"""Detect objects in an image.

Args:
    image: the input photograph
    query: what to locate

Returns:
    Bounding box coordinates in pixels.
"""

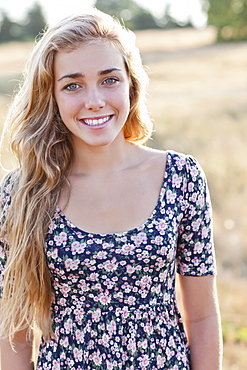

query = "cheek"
[56,96,78,120]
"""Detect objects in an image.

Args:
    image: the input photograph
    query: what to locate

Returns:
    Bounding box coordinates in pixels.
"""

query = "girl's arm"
[0,327,34,370]
[179,275,223,370]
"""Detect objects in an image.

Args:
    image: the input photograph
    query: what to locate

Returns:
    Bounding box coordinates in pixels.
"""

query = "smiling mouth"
[81,115,113,126]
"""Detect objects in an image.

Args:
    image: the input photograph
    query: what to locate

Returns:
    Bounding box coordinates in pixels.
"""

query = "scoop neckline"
[56,151,172,238]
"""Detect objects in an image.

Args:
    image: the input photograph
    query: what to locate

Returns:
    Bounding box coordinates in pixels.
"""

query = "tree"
[0,11,22,42]
[94,0,159,30]
[21,2,46,40]
[208,0,247,41]
[0,3,46,43]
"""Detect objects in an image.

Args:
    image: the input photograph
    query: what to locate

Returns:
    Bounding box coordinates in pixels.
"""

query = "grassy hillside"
[0,27,247,368]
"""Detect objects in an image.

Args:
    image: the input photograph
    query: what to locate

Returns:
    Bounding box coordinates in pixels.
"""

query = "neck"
[69,137,137,176]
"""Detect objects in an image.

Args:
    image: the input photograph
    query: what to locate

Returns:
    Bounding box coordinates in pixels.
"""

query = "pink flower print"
[71,241,85,254]
[166,347,175,361]
[157,220,167,231]
[89,272,99,281]
[199,264,207,275]
[192,218,202,232]
[96,251,107,259]
[104,260,118,272]
[158,246,167,255]
[0,245,6,259]
[60,336,69,347]
[188,181,194,192]
[75,329,84,343]
[52,360,60,370]
[194,242,203,254]
[64,258,80,271]
[74,308,84,322]
[122,306,129,319]
[61,284,71,296]
[197,194,205,207]
[58,298,66,306]
[107,320,116,335]
[166,190,176,204]
[153,236,163,245]
[157,355,166,368]
[176,157,186,170]
[92,352,102,366]
[140,275,151,286]
[102,333,110,347]
[54,232,67,246]
[190,193,197,203]
[141,339,148,349]
[64,318,73,334]
[179,264,190,274]
[140,354,150,367]
[191,166,199,178]
[126,264,135,274]
[143,323,153,335]
[115,291,123,300]
[127,338,136,354]
[202,226,209,238]
[73,348,83,362]
[167,248,175,261]
[168,335,175,347]
[127,296,136,305]
[206,255,213,265]
[99,292,111,305]
[106,361,114,370]
[131,232,147,245]
[121,244,135,255]
[172,174,182,188]
[51,248,58,259]
[92,308,101,322]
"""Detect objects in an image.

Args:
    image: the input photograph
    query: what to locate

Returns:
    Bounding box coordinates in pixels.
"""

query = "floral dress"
[0,151,216,370]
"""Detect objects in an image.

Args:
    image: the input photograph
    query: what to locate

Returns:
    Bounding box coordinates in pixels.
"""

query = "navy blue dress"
[0,151,216,370]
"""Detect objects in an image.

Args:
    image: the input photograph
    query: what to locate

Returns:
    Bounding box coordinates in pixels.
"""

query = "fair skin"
[0,40,222,369]
[179,275,223,369]
[0,326,34,370]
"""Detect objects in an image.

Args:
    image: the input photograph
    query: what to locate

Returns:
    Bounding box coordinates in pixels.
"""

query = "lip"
[79,115,113,129]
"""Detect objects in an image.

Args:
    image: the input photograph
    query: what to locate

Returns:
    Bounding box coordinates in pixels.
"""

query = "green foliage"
[94,0,159,30]
[21,3,46,41]
[0,2,46,43]
[208,0,247,41]
[222,321,247,344]
[236,327,247,344]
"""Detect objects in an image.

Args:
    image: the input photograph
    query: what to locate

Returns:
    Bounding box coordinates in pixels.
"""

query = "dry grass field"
[0,27,247,368]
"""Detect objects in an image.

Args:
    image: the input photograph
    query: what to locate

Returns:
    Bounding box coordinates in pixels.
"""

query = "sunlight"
[1,0,207,28]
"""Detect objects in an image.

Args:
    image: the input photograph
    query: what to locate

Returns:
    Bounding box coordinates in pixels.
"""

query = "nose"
[84,87,105,111]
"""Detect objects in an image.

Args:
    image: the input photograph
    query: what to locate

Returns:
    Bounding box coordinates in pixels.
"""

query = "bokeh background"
[0,1,247,368]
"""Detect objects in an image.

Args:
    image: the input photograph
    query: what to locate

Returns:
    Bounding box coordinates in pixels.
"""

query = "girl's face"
[54,41,130,150]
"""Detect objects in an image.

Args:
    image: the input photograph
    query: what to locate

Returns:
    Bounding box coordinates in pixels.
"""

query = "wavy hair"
[0,9,153,343]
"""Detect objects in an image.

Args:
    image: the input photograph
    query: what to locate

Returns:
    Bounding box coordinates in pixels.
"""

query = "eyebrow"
[57,68,122,82]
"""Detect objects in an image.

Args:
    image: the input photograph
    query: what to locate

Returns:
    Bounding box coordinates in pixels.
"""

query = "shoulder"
[137,146,167,165]
[140,147,205,177]
[166,150,206,180]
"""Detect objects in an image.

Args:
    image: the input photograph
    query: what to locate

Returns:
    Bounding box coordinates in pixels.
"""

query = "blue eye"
[64,83,80,91]
[103,77,118,85]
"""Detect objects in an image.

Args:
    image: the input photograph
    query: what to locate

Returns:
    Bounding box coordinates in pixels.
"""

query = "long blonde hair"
[0,9,153,343]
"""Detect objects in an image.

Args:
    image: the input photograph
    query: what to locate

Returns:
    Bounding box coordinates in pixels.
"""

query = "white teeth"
[84,116,110,126]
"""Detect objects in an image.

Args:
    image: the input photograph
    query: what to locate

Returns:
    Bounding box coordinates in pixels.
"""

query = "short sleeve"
[0,174,13,298]
[176,155,216,276]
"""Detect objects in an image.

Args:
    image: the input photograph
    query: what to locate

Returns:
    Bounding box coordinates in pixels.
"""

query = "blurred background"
[0,1,247,368]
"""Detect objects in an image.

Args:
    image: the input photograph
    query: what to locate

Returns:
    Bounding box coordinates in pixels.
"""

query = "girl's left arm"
[179,274,223,370]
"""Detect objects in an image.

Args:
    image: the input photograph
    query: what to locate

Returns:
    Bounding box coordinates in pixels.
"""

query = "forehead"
[54,41,127,76]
